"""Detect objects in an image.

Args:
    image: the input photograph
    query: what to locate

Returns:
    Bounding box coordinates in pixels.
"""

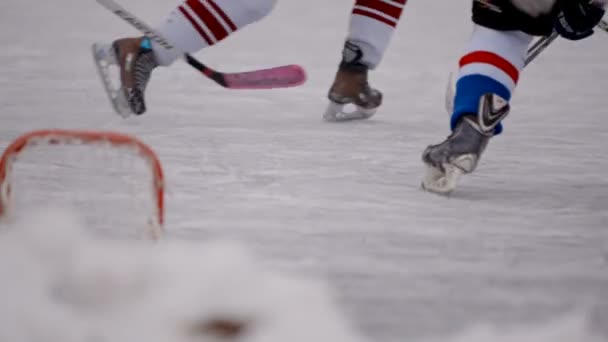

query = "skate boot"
[323,41,382,122]
[421,93,510,195]
[92,36,158,117]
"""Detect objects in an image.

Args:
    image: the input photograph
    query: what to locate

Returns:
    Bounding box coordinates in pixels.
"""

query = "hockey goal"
[0,129,164,239]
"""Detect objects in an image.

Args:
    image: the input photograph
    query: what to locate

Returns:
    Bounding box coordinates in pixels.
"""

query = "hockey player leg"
[423,0,607,194]
[94,0,277,116]
[324,0,406,122]
[422,23,531,194]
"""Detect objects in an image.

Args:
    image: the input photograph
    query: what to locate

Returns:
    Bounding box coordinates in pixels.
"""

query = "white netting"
[0,131,163,239]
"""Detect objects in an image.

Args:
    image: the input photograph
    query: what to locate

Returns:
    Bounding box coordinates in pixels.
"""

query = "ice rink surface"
[1,0,608,340]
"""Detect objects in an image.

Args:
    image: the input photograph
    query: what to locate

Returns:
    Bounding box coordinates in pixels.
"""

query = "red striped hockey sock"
[347,0,407,68]
[151,0,276,65]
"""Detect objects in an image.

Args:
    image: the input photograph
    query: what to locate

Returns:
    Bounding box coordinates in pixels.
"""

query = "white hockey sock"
[151,0,276,66]
[457,25,532,99]
[347,0,407,69]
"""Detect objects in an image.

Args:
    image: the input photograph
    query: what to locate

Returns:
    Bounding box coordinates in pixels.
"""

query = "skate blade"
[92,42,133,118]
[323,101,377,122]
[421,163,464,196]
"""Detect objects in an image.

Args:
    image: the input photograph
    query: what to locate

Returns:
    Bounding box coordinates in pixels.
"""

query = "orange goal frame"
[0,129,165,237]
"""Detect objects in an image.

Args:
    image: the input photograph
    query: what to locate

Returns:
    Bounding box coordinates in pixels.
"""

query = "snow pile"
[0,207,366,342]
[435,314,604,342]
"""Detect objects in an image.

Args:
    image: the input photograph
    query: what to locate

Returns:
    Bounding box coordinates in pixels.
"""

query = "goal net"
[0,129,164,239]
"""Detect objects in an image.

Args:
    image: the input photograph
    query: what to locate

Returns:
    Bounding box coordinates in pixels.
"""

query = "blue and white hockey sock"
[452,25,533,134]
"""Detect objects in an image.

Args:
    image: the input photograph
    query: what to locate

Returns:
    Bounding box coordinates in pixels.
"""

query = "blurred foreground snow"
[0,207,603,342]
[0,207,366,342]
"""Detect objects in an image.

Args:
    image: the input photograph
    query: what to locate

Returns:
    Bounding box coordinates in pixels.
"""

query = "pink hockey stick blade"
[223,65,307,89]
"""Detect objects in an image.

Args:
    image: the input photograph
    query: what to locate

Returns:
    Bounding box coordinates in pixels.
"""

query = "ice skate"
[92,36,158,117]
[324,41,382,122]
[421,93,510,195]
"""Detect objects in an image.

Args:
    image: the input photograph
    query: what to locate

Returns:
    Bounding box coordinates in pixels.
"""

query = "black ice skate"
[92,37,158,117]
[324,41,382,122]
[421,93,510,195]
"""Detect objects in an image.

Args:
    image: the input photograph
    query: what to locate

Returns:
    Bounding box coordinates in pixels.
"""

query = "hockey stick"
[519,17,608,66]
[445,32,558,113]
[525,31,559,66]
[96,0,306,90]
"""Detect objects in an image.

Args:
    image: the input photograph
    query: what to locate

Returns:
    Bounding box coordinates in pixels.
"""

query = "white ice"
[0,0,607,341]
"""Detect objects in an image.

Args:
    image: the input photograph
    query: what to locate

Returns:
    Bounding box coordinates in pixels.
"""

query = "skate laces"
[121,37,158,114]
[133,37,157,93]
